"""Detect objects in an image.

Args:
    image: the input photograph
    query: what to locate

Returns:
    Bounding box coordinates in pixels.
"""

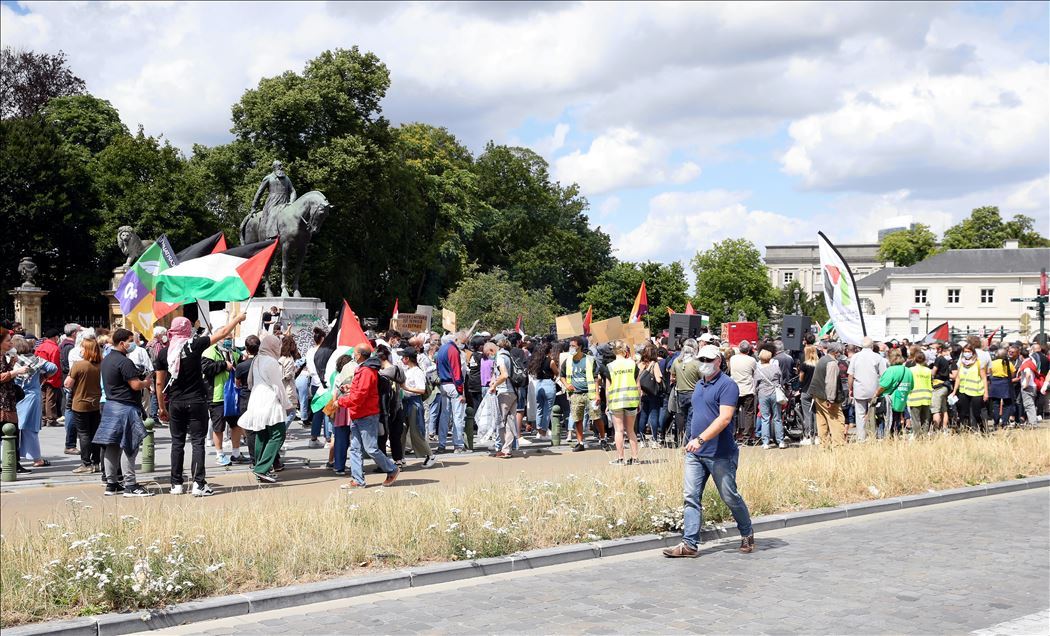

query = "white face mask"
[697,362,716,377]
[569,347,579,356]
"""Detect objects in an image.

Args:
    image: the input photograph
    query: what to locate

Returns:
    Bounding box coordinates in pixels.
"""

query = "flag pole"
[197,300,214,335]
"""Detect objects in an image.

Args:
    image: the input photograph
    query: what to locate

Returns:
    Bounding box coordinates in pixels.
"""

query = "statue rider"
[249,160,297,240]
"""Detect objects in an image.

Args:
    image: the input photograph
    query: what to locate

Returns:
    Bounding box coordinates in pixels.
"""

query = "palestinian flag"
[817,232,866,345]
[153,232,230,320]
[155,239,278,305]
[114,235,179,336]
[922,322,949,344]
[629,281,648,323]
[311,301,371,412]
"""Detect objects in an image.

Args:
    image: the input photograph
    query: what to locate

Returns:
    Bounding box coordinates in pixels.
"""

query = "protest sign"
[556,312,585,339]
[441,308,457,332]
[589,316,623,344]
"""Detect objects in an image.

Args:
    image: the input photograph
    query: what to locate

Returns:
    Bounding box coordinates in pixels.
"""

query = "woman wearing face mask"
[951,343,988,433]
[606,340,641,465]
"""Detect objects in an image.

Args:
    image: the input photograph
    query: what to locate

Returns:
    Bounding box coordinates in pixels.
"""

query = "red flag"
[987,326,1001,347]
[922,322,949,344]
[392,298,399,322]
[685,301,696,315]
[666,307,675,316]
[583,305,593,335]
[629,282,648,323]
[515,315,524,337]
[337,300,371,350]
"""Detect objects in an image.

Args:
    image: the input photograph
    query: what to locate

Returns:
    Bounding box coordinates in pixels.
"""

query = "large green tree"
[472,143,614,309]
[941,206,1050,249]
[1,47,86,119]
[777,279,829,326]
[690,238,777,329]
[877,223,938,267]
[442,267,560,335]
[0,116,103,316]
[42,94,127,156]
[579,261,688,332]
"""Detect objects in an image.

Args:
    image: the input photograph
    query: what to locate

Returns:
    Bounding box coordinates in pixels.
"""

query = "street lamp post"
[925,301,931,332]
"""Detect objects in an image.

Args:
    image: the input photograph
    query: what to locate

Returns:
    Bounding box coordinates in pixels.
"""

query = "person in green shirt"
[874,348,913,438]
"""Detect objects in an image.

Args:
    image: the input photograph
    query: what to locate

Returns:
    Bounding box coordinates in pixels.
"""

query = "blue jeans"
[148,392,159,420]
[682,453,753,549]
[63,388,77,449]
[534,379,556,433]
[427,393,442,436]
[638,394,663,440]
[333,425,351,472]
[758,393,783,444]
[438,383,466,449]
[349,414,397,483]
[296,374,312,421]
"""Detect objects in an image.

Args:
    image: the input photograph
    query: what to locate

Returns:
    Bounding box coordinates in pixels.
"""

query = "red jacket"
[34,338,62,388]
[339,358,381,421]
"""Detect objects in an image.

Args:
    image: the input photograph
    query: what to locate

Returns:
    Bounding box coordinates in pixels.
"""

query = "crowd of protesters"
[2,312,1047,498]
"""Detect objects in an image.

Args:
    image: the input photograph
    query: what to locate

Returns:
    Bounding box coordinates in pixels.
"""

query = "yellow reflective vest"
[958,361,985,397]
[607,357,640,410]
[562,354,598,401]
[907,364,933,407]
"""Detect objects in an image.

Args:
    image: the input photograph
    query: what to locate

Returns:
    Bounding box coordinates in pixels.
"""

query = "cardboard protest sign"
[589,316,623,344]
[395,313,429,334]
[555,312,585,339]
[415,305,435,331]
[624,321,650,347]
[441,308,457,332]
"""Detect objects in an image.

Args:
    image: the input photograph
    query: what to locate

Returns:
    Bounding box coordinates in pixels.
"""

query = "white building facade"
[765,242,885,296]
[856,243,1048,341]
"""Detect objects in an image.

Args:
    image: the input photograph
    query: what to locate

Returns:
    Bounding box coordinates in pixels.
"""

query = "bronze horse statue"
[239,191,331,297]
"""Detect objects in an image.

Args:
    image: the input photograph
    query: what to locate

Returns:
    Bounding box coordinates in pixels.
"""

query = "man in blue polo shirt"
[664,343,754,557]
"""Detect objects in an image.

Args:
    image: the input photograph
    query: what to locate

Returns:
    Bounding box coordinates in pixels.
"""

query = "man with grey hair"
[847,336,886,442]
[808,340,847,446]
[729,340,758,443]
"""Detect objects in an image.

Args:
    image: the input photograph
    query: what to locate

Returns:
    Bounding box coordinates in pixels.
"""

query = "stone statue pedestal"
[102,266,182,333]
[226,296,329,347]
[9,286,48,338]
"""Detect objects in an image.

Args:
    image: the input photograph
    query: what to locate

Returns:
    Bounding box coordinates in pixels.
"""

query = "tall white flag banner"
[817,231,867,345]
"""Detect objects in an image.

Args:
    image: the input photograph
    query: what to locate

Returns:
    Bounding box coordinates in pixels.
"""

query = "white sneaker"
[517,437,532,446]
[799,438,812,446]
[778,441,788,449]
[814,437,822,445]
[170,484,184,495]
[191,483,215,497]
[308,439,323,449]
[421,456,437,468]
[761,442,770,449]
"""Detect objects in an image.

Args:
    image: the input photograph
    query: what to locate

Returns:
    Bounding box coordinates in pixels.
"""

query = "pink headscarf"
[165,317,194,383]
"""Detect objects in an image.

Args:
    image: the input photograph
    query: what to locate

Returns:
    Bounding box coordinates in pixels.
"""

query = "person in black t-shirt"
[930,341,955,432]
[155,313,246,497]
[94,329,152,497]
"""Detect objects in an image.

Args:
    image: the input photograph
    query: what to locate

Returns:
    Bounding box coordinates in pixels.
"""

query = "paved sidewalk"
[159,489,1050,635]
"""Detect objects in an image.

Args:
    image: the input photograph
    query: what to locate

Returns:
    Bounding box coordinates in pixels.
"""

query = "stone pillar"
[9,286,48,337]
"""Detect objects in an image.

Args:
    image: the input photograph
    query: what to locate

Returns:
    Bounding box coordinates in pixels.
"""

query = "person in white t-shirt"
[304,327,325,448]
[400,347,436,468]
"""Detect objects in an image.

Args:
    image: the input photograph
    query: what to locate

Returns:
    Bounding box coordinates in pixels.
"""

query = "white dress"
[238,356,290,432]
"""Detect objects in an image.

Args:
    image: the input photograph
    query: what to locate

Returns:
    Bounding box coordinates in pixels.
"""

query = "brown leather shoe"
[662,542,699,558]
[382,467,400,486]
[739,534,755,553]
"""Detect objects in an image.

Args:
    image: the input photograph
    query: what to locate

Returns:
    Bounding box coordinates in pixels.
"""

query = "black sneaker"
[600,438,611,452]
[255,472,277,484]
[573,443,585,452]
[230,455,252,465]
[104,483,121,496]
[123,484,153,498]
[626,458,637,466]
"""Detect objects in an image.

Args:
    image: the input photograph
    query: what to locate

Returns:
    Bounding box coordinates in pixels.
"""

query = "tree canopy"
[579,261,688,332]
[691,238,777,329]
[441,268,560,335]
[941,207,1050,250]
[1,47,85,119]
[877,223,938,267]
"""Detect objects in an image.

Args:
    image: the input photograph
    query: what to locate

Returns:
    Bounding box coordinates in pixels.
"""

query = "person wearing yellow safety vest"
[605,340,641,465]
[987,348,1015,430]
[905,346,933,437]
[951,342,988,433]
[559,337,610,452]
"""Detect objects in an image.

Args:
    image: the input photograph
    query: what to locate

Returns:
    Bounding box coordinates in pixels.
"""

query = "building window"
[947,289,960,304]
[783,271,794,284]
[914,289,927,304]
[980,288,995,304]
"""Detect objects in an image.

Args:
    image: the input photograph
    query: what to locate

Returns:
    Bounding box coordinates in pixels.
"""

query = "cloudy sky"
[3,1,1047,265]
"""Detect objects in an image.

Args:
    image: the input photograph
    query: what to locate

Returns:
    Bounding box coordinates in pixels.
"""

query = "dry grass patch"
[2,429,1048,626]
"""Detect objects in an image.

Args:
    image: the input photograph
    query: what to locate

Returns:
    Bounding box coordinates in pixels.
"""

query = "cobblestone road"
[160,489,1049,635]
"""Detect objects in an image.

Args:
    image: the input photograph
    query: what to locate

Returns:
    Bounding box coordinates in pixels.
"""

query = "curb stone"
[6,476,1048,636]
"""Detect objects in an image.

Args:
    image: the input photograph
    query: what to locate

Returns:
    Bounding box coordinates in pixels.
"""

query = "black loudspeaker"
[669,314,704,348]
[783,315,812,352]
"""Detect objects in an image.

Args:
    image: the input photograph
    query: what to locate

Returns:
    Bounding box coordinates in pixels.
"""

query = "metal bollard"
[551,405,561,447]
[465,406,475,451]
[1,422,16,482]
[141,418,155,473]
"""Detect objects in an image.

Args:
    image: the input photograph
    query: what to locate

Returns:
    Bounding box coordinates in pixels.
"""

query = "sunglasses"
[698,357,717,363]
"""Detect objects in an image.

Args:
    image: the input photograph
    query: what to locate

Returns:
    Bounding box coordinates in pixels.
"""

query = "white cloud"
[612,190,809,264]
[596,196,621,219]
[554,127,701,195]
[781,66,1049,197]
[531,122,570,156]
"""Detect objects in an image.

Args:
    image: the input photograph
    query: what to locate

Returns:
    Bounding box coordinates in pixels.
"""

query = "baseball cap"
[698,344,720,359]
[491,334,509,345]
[699,333,714,342]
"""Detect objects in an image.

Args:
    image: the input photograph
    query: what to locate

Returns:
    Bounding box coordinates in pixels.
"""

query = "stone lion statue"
[117,226,153,267]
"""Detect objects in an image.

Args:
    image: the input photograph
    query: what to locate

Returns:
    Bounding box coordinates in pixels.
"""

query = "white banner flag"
[817,231,867,345]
